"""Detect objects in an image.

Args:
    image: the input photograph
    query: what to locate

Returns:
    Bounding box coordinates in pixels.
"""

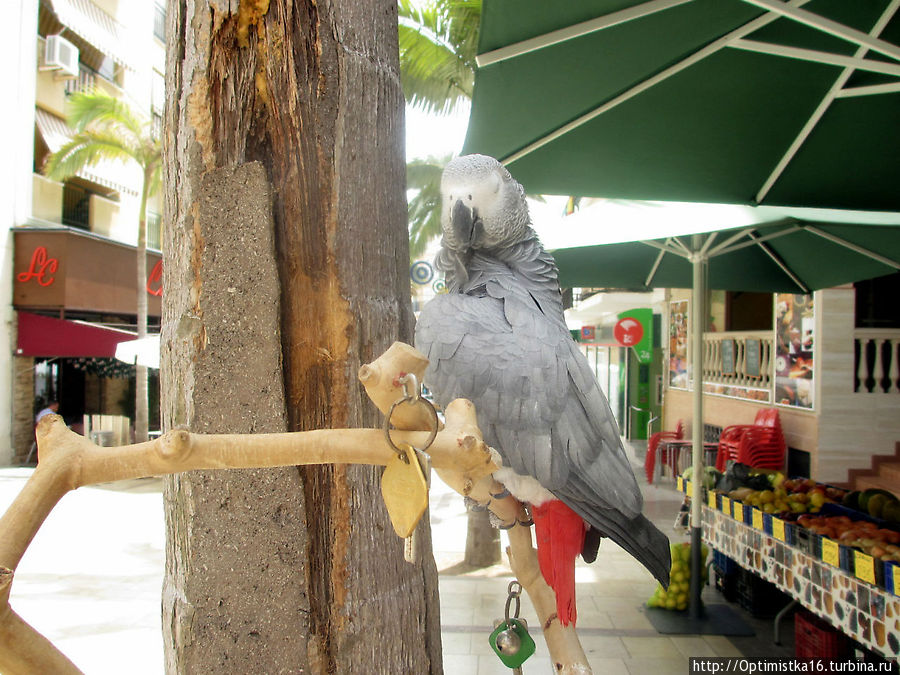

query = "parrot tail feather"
[531,500,586,626]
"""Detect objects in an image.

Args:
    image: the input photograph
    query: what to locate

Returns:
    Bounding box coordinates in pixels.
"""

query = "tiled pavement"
[0,439,793,673]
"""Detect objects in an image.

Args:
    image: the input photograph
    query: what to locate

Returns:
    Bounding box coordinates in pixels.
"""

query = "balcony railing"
[153,4,166,42]
[854,329,900,394]
[702,331,773,390]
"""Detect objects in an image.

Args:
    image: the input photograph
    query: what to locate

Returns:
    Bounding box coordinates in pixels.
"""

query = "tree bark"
[464,509,501,568]
[163,1,440,673]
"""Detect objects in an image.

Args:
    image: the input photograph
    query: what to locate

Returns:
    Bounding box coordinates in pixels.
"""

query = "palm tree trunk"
[134,169,150,443]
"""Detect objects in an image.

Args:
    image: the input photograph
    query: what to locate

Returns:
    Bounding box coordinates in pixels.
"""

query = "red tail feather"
[530,500,586,626]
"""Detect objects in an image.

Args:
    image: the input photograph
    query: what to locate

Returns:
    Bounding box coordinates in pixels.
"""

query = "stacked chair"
[644,419,684,484]
[715,408,786,471]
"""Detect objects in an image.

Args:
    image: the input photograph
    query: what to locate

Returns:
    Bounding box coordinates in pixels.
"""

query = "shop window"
[855,271,900,329]
[724,291,774,332]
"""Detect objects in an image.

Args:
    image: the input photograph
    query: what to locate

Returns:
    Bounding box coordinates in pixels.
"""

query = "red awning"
[16,312,136,358]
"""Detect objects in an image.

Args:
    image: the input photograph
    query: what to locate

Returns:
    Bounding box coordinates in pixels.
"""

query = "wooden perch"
[0,342,591,674]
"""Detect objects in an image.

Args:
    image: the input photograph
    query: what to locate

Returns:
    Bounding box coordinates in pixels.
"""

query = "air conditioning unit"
[44,35,79,79]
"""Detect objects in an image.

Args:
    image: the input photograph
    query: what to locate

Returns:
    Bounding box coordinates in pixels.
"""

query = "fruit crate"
[712,550,739,602]
[736,568,792,619]
[794,611,852,659]
[795,526,821,558]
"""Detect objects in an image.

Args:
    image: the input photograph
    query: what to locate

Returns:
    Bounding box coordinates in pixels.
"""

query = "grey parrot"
[414,154,670,625]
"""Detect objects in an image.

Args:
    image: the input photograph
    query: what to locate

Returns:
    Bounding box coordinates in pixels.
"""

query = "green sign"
[617,308,653,364]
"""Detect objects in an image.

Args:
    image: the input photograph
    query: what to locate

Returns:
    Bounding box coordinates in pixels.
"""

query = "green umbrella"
[552,210,900,293]
[463,0,900,211]
[462,0,900,625]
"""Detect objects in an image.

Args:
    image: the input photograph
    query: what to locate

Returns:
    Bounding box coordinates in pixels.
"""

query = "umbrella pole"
[689,246,706,619]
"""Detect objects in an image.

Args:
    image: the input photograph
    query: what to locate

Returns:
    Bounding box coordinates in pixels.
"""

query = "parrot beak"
[451,199,480,246]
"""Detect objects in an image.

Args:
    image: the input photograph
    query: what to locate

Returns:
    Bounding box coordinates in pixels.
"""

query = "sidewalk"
[0,440,789,673]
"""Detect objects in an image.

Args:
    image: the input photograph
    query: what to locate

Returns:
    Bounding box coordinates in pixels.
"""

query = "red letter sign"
[17,246,58,286]
[146,259,163,297]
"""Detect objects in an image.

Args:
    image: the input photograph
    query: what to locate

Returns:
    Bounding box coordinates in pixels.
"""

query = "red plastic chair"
[715,408,785,471]
[644,419,684,483]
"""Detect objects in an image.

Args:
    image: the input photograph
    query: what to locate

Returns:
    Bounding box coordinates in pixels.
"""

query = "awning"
[45,0,137,71]
[35,108,139,196]
[16,311,136,358]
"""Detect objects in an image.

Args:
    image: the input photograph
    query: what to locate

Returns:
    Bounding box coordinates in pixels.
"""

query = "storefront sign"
[16,246,58,287]
[669,300,688,388]
[614,317,643,347]
[774,293,814,408]
[13,229,162,318]
[146,260,163,297]
[580,325,596,341]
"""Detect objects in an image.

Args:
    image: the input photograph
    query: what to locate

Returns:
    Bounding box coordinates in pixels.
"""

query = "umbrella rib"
[730,39,900,77]
[755,0,900,204]
[836,82,900,98]
[706,227,758,258]
[475,0,692,68]
[740,0,900,63]
[501,0,814,168]
[805,226,900,270]
[640,238,690,258]
[748,232,810,294]
[645,248,667,287]
[713,222,804,256]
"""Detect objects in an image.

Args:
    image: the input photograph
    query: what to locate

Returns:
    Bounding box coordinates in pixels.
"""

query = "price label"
[686,480,693,498]
[752,508,764,530]
[708,491,717,509]
[772,518,786,542]
[821,538,839,567]
[855,551,876,585]
[721,496,731,515]
[732,501,742,521]
[677,477,684,493]
[893,565,900,596]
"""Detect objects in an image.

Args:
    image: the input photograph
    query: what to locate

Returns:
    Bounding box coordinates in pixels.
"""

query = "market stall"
[677,477,900,659]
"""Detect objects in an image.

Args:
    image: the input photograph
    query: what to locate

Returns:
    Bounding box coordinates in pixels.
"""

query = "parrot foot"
[489,510,516,530]
[490,487,511,499]
[464,496,488,512]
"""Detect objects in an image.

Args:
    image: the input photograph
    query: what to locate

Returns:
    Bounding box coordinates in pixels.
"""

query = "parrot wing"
[415,289,642,520]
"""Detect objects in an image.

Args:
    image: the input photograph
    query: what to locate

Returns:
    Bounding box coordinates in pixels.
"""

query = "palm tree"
[398,0,480,116]
[407,155,449,259]
[43,91,162,444]
[400,0,481,256]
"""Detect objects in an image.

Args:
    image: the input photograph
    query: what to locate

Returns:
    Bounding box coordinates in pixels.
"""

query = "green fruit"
[860,489,896,513]
[882,500,900,524]
[842,491,860,509]
[868,493,891,519]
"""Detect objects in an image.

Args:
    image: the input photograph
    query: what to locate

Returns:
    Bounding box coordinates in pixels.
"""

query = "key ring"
[382,373,439,462]
[504,581,522,627]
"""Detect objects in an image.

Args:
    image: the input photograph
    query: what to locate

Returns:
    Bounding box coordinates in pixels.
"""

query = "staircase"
[849,442,900,494]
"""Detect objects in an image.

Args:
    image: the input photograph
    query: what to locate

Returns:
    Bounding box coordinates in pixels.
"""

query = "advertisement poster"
[669,300,688,388]
[774,294,814,408]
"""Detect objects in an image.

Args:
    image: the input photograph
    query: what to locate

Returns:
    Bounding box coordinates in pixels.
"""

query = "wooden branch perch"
[0,342,591,674]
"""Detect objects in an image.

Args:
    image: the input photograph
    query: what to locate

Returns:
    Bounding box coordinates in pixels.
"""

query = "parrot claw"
[489,510,516,529]
[464,496,488,512]
[490,487,511,499]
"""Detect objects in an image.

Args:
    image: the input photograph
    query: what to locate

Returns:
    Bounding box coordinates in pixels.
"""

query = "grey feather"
[415,154,670,587]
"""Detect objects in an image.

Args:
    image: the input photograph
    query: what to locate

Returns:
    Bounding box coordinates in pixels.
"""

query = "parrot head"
[440,154,531,253]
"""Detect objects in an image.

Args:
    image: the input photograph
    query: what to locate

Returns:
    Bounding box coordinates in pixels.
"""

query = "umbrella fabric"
[115,335,160,369]
[552,217,900,293]
[463,0,900,211]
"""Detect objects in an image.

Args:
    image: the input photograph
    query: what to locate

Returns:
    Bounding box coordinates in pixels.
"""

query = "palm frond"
[407,155,450,258]
[66,91,147,150]
[43,132,137,182]
[398,0,479,115]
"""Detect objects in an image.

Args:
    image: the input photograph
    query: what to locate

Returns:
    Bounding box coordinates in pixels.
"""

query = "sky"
[404,103,570,241]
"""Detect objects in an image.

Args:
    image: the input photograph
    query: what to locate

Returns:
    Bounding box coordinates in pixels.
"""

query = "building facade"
[2,0,166,463]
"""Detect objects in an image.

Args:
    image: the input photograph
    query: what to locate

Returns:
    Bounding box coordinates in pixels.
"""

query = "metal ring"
[504,581,522,623]
[382,393,439,461]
